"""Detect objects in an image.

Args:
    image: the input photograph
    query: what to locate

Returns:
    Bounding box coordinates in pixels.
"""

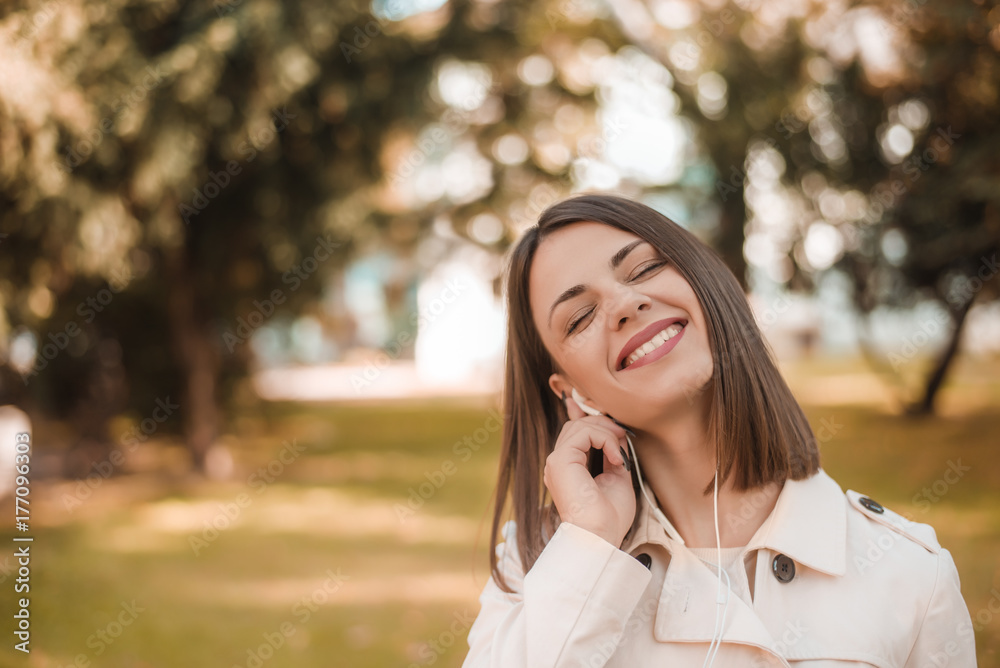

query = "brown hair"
[489,193,820,592]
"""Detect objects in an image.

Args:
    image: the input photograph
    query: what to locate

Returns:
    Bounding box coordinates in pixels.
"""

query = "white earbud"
[571,387,604,416]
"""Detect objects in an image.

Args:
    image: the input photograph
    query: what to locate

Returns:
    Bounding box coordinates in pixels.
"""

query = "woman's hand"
[542,396,637,548]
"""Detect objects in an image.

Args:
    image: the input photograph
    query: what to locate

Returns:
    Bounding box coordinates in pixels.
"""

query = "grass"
[1,354,998,667]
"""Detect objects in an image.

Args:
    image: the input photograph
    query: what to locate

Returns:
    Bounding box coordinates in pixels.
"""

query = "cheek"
[684,331,715,387]
[564,321,609,361]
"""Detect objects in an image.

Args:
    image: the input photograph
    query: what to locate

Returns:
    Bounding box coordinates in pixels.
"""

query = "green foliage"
[0,0,628,458]
[2,0,998,457]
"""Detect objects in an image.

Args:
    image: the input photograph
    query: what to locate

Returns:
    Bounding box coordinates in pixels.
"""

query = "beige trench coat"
[463,469,977,667]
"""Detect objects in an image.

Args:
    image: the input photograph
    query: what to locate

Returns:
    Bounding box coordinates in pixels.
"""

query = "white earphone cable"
[624,426,730,666]
[624,431,685,546]
[701,469,731,668]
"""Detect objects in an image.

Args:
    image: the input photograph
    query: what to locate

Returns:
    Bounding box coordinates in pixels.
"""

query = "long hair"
[490,193,820,592]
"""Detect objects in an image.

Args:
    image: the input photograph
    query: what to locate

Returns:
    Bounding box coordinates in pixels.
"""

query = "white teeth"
[623,323,684,368]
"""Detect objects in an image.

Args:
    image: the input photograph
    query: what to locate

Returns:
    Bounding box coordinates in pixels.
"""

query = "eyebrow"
[547,240,646,328]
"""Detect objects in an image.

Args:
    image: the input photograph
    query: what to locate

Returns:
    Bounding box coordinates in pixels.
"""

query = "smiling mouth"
[620,322,686,370]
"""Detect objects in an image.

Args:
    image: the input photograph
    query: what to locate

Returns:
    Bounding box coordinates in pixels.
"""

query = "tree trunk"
[907,295,976,416]
[717,193,749,292]
[164,246,219,471]
[852,308,908,415]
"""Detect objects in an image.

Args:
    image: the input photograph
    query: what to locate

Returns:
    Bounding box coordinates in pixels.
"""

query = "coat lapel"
[653,546,786,656]
[618,469,848,664]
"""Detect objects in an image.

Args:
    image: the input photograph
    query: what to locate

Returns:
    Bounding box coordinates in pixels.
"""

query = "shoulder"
[843,490,975,657]
[838,487,971,637]
[844,489,942,554]
[841,487,950,594]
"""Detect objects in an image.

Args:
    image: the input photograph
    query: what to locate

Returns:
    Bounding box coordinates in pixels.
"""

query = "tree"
[1,0,440,467]
[0,0,635,469]
[606,0,1000,414]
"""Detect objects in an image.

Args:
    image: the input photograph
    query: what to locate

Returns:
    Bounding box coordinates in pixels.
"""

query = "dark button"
[859,496,884,514]
[635,553,652,570]
[772,554,795,583]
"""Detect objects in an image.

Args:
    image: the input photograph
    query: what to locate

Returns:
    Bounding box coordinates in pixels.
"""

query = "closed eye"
[567,307,594,334]
[630,260,666,281]
[567,261,666,334]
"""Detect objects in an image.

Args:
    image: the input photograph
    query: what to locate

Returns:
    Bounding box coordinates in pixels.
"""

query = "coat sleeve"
[903,547,977,667]
[463,519,653,668]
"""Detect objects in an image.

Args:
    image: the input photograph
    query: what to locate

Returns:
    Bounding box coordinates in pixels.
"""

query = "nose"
[608,283,651,330]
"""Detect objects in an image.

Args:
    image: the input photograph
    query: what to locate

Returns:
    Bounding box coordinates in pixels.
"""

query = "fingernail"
[609,416,633,433]
[611,417,637,440]
[619,446,632,472]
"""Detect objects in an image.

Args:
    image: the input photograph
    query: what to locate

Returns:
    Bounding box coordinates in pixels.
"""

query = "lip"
[616,317,688,371]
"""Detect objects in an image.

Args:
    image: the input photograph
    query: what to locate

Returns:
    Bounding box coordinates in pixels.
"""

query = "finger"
[555,426,627,468]
[603,436,629,471]
[558,418,625,450]
[562,391,587,420]
[592,415,627,438]
[558,392,627,438]
[569,415,626,442]
[596,454,634,488]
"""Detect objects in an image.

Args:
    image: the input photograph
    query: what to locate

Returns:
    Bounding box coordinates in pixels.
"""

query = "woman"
[463,194,976,667]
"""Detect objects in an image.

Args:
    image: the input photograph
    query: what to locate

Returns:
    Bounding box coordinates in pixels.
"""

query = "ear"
[548,373,571,402]
[549,374,602,414]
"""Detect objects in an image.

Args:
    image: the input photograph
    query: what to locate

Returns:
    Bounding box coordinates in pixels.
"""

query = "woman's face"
[528,221,715,427]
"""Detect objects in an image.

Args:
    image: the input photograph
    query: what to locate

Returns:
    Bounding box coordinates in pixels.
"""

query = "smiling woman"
[462,194,976,667]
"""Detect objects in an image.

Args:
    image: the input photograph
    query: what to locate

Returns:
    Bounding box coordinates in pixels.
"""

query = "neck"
[630,396,780,548]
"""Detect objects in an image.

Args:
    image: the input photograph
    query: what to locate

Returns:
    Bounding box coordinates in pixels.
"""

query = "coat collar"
[621,468,847,577]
